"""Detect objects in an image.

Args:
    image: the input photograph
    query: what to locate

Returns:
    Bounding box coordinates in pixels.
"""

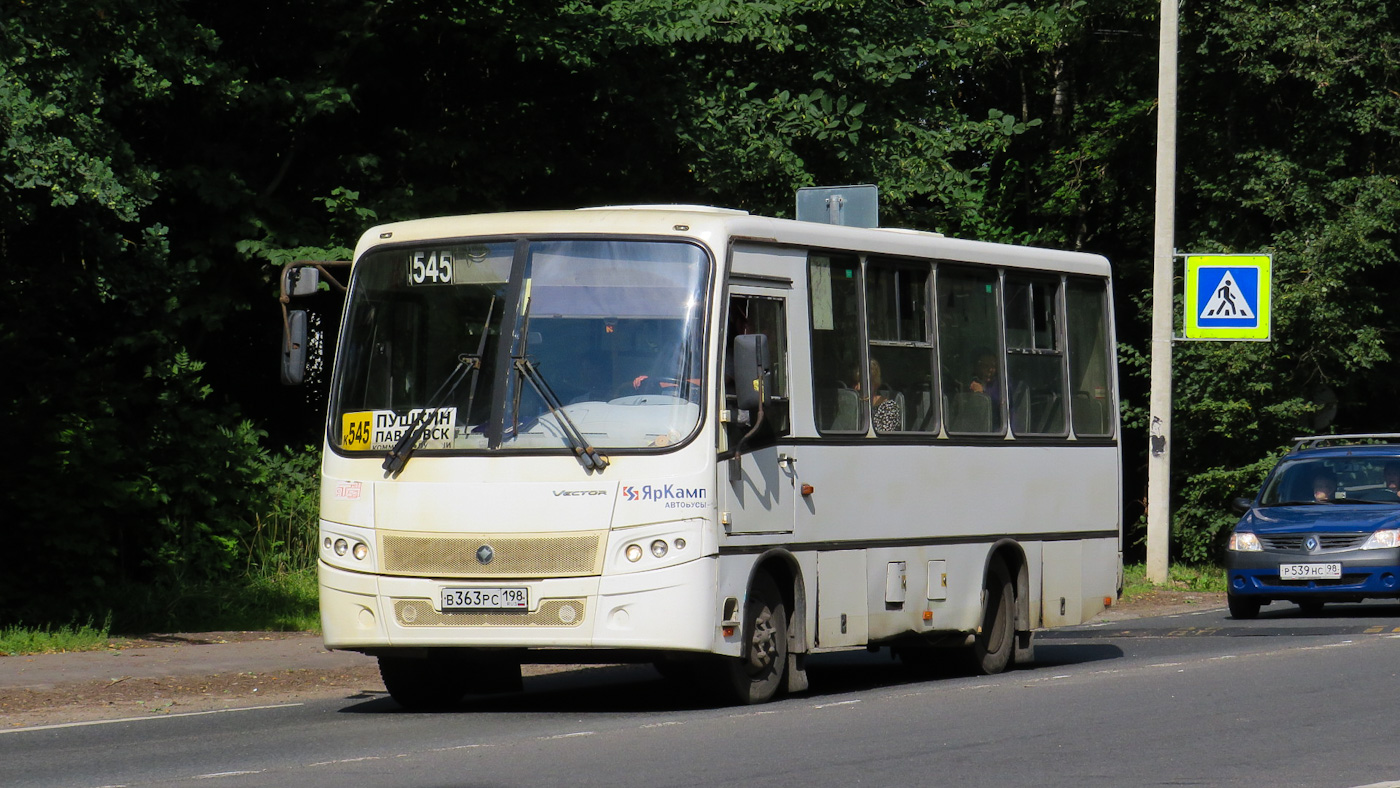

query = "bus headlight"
[320,522,378,574]
[608,520,704,574]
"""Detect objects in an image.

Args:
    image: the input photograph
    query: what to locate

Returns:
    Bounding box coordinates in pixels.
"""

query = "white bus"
[297,205,1122,708]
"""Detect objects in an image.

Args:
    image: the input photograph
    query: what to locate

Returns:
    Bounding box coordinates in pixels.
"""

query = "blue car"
[1226,434,1400,619]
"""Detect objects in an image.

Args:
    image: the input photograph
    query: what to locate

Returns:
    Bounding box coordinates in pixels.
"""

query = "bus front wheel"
[723,573,787,704]
[379,655,469,711]
[968,559,1015,675]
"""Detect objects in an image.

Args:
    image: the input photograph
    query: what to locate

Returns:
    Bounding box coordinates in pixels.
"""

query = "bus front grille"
[393,598,587,628]
[378,531,605,578]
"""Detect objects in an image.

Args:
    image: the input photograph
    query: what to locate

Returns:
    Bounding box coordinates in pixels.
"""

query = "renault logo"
[1304,536,1319,552]
[476,545,495,565]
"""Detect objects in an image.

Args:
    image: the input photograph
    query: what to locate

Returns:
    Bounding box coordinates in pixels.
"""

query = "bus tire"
[723,572,787,704]
[379,655,469,711]
[969,559,1015,675]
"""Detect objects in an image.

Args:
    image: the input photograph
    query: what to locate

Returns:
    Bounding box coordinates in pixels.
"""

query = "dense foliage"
[3,0,1398,626]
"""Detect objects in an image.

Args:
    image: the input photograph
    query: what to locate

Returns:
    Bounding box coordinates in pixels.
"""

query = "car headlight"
[1362,529,1400,550]
[1229,532,1262,552]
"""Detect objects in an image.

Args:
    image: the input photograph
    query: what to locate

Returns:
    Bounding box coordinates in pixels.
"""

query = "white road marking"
[0,703,303,735]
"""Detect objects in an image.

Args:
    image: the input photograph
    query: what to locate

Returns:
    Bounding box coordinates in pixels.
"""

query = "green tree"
[0,1,272,624]
[1162,0,1400,558]
[6,0,1400,627]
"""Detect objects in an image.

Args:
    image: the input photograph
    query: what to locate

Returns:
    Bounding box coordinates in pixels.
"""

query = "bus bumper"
[319,556,719,655]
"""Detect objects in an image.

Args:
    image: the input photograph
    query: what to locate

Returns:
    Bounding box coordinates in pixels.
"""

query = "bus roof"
[354,206,1112,277]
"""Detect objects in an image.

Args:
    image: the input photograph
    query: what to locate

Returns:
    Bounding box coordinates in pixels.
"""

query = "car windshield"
[330,238,709,455]
[1258,456,1400,505]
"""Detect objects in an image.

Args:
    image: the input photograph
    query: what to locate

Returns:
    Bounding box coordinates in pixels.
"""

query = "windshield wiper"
[1334,498,1397,505]
[382,353,480,476]
[514,357,609,473]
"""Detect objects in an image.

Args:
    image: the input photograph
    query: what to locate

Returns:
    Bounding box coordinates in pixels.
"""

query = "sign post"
[1146,0,1179,585]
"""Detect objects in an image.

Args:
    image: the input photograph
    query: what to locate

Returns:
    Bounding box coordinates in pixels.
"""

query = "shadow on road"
[336,643,1127,717]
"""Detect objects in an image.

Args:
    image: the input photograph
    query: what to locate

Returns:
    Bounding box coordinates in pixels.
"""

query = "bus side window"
[1004,275,1067,436]
[866,259,935,434]
[937,266,1004,435]
[1066,278,1113,437]
[810,254,864,433]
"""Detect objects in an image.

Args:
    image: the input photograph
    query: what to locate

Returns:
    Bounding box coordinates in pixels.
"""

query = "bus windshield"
[330,238,710,455]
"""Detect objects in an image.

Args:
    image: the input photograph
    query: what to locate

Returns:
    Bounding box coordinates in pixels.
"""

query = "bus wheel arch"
[726,551,808,702]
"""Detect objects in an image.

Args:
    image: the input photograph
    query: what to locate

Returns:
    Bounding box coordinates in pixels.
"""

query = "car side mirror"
[1230,496,1254,515]
[281,309,308,385]
[733,334,771,413]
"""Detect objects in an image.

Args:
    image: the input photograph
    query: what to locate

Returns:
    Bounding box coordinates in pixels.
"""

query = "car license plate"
[1279,563,1342,580]
[440,587,528,611]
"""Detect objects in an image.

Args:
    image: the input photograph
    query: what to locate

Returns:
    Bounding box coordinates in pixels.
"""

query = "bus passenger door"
[721,290,795,535]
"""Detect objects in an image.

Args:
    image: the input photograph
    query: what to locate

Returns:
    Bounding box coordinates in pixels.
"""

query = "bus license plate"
[1280,563,1341,580]
[440,587,528,611]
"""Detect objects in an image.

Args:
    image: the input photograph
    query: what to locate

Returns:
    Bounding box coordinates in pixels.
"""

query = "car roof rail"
[1290,433,1400,451]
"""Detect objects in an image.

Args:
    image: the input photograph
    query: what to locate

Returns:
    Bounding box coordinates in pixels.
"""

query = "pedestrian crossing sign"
[1183,254,1272,340]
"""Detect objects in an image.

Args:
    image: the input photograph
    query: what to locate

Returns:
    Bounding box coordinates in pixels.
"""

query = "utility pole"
[1147,0,1178,584]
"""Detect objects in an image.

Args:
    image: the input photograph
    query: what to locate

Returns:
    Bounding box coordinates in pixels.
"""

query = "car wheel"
[1227,594,1261,620]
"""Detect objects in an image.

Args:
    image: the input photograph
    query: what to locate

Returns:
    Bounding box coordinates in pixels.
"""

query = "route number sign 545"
[408,251,454,285]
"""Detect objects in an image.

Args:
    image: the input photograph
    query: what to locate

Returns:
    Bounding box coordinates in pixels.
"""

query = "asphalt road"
[7,600,1400,788]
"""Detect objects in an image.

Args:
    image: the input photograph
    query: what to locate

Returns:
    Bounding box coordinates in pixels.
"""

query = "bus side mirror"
[283,265,320,296]
[281,309,308,385]
[733,334,771,413]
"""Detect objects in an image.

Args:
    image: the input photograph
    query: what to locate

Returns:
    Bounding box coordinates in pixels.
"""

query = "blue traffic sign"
[1183,255,1272,340]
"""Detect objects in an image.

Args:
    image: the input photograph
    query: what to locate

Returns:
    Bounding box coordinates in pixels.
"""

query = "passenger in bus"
[1312,468,1338,502]
[968,353,1001,405]
[854,359,902,432]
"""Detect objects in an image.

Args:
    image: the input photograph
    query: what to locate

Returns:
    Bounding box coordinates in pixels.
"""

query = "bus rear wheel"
[968,559,1015,675]
[723,573,787,704]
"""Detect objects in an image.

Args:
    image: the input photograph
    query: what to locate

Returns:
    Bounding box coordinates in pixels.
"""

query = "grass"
[1122,562,1227,598]
[1,447,324,656]
[146,568,322,633]
[0,571,321,656]
[0,617,114,657]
